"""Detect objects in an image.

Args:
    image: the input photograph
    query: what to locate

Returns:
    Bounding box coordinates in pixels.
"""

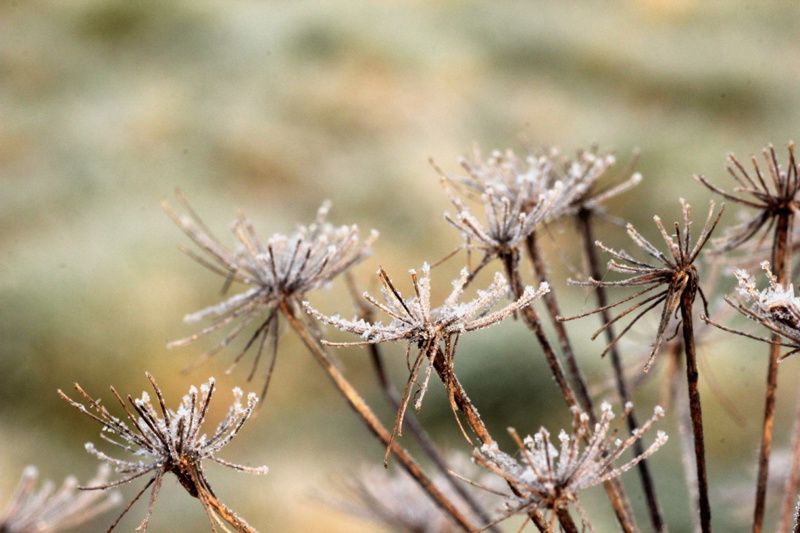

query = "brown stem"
[500,249,578,410]
[279,300,479,532]
[368,344,500,532]
[576,211,666,532]
[780,401,800,533]
[681,288,711,532]
[556,505,579,533]
[526,232,594,413]
[500,248,638,533]
[755,210,793,533]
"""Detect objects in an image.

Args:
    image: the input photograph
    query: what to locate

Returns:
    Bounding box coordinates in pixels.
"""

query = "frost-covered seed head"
[58,373,267,532]
[0,466,120,533]
[471,404,667,528]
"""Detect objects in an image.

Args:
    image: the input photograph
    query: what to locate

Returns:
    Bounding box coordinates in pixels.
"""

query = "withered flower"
[707,261,800,358]
[0,466,120,533]
[58,373,268,532]
[470,403,667,531]
[329,455,495,533]
[560,199,723,372]
[164,192,378,396]
[303,263,547,453]
[695,143,799,252]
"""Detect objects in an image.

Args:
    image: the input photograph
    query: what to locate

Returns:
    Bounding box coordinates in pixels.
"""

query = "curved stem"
[280,301,479,532]
[755,211,793,533]
[576,211,666,532]
[681,289,711,532]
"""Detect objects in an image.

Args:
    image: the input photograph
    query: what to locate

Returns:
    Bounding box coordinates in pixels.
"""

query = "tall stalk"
[279,301,478,532]
[680,286,712,532]
[780,402,800,533]
[575,211,666,531]
[367,343,500,532]
[754,211,793,533]
[500,248,639,533]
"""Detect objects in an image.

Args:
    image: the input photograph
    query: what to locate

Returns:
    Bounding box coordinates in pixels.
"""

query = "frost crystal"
[729,262,800,357]
[58,373,267,532]
[304,263,547,451]
[472,403,667,529]
[0,466,120,533]
[561,199,723,372]
[439,146,638,264]
[164,193,378,395]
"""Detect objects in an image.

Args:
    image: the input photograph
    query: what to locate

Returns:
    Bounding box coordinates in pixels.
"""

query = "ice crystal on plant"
[164,192,378,396]
[471,403,667,530]
[58,373,267,532]
[715,262,800,359]
[560,199,723,372]
[0,466,120,533]
[304,263,547,454]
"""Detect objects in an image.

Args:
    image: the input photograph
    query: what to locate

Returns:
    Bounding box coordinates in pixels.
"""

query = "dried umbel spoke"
[328,456,496,533]
[304,263,547,455]
[58,373,268,533]
[164,192,378,396]
[0,466,120,533]
[470,403,667,531]
[708,262,800,357]
[560,199,723,372]
[548,147,642,220]
[695,143,799,253]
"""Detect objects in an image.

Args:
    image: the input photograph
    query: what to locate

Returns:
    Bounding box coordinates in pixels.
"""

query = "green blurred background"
[1,1,799,531]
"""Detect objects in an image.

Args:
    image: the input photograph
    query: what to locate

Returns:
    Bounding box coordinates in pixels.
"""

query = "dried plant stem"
[368,344,501,532]
[666,342,702,533]
[525,233,594,412]
[755,211,794,533]
[279,301,479,532]
[680,289,711,532]
[556,507,579,533]
[500,249,578,409]
[780,401,800,533]
[500,249,638,533]
[576,211,666,532]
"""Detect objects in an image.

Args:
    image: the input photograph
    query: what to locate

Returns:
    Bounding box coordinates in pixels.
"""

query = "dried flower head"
[304,263,547,452]
[560,199,723,372]
[164,192,378,396]
[471,402,667,530]
[328,456,495,533]
[545,146,642,219]
[58,373,268,532]
[707,261,800,359]
[0,466,120,533]
[695,143,799,252]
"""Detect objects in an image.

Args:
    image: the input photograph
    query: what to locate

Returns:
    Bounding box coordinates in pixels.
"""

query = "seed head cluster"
[472,403,667,529]
[561,199,723,371]
[164,193,377,395]
[0,466,120,533]
[58,373,267,532]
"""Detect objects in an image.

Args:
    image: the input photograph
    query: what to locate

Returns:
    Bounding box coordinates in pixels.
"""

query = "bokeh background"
[2,1,799,531]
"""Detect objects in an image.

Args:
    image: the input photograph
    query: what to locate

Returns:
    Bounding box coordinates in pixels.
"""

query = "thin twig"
[576,210,666,532]
[754,210,793,533]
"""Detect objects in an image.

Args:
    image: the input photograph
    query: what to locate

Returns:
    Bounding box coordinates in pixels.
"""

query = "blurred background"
[1,1,799,531]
